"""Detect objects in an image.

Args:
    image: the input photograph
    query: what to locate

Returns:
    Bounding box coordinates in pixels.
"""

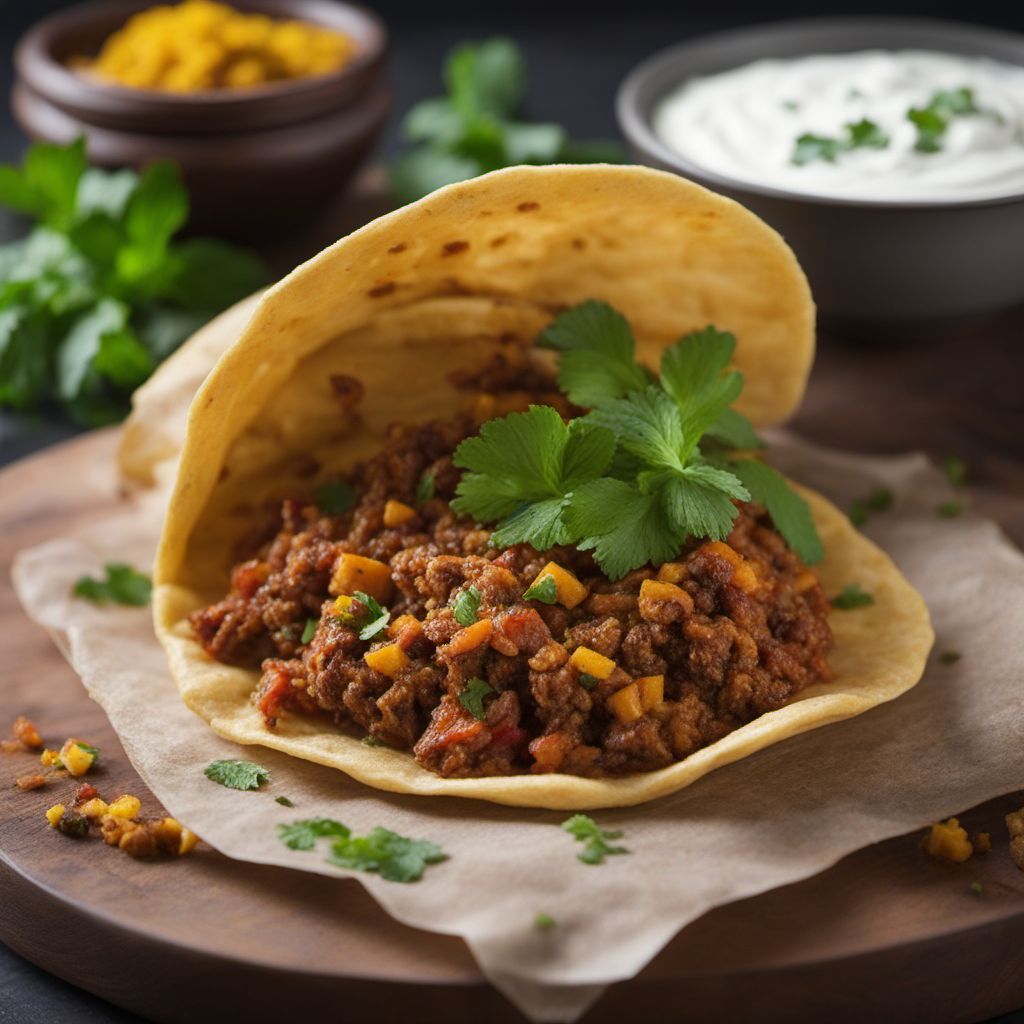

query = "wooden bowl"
[12,0,391,242]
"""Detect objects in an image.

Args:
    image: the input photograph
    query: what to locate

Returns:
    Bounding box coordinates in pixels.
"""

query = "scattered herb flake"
[578,672,599,691]
[314,479,356,516]
[275,796,295,807]
[327,826,447,882]
[846,118,890,150]
[908,87,983,154]
[72,563,151,606]
[535,912,556,930]
[300,617,318,644]
[353,591,390,641]
[459,677,494,720]
[204,758,270,791]
[781,99,800,111]
[849,501,869,527]
[561,814,628,865]
[792,133,843,166]
[415,470,436,505]
[278,817,351,851]
[451,585,481,627]
[362,735,383,747]
[936,500,962,519]
[943,455,968,488]
[866,487,894,511]
[939,650,962,666]
[970,880,984,895]
[830,584,875,610]
[523,574,558,604]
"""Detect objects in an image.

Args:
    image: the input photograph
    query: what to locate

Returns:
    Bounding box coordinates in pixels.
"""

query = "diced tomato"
[74,783,100,803]
[490,724,527,750]
[529,731,573,773]
[495,608,549,655]
[231,559,270,600]
[257,665,294,728]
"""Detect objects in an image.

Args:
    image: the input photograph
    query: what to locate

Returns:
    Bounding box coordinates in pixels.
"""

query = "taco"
[153,164,932,810]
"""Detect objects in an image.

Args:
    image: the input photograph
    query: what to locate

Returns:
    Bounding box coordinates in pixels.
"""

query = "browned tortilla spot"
[442,240,470,257]
[368,282,397,298]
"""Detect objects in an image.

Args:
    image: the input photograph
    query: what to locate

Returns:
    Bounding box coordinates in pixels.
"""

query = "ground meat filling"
[191,417,834,779]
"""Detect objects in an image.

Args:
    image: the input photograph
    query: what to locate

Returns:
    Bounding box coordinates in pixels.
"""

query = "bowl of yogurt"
[617,17,1024,330]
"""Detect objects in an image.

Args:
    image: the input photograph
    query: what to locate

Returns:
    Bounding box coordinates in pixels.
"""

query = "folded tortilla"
[152,164,933,809]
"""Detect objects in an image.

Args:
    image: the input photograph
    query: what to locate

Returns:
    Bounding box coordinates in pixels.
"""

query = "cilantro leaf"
[706,407,762,450]
[72,562,152,606]
[662,464,748,542]
[561,814,628,865]
[459,677,494,720]
[589,388,686,471]
[792,133,843,165]
[490,496,570,550]
[314,479,356,516]
[327,827,447,883]
[731,459,824,565]
[830,584,874,610]
[204,759,270,791]
[535,912,556,930]
[354,591,390,641]
[846,118,890,150]
[275,796,295,807]
[278,817,350,851]
[522,574,557,604]
[578,672,599,690]
[415,471,436,505]
[300,618,318,644]
[538,300,652,407]
[451,585,481,626]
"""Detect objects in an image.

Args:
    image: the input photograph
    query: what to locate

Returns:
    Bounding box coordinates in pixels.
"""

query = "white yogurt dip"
[652,50,1024,202]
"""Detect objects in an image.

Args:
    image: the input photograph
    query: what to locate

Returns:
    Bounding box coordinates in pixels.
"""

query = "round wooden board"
[2,430,1024,1024]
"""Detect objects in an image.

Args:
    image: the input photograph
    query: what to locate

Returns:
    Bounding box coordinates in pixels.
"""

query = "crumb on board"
[1008,808,1024,873]
[971,832,992,855]
[924,818,974,863]
[15,774,47,791]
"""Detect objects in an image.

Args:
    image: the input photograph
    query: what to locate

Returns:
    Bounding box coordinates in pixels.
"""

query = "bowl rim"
[616,14,1024,211]
[15,0,388,110]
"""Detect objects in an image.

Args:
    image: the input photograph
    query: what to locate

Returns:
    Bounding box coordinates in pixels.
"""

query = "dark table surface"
[2,3,1024,1021]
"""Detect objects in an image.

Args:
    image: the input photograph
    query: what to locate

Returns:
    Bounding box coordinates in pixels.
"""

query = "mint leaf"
[451,585,481,626]
[204,759,270,791]
[92,329,152,389]
[168,238,266,312]
[561,814,628,865]
[446,37,524,119]
[72,562,152,606]
[459,677,494,720]
[391,148,483,205]
[522,574,557,604]
[23,138,87,229]
[278,817,350,850]
[314,479,356,516]
[830,584,874,610]
[327,826,447,883]
[56,298,127,400]
[124,160,188,252]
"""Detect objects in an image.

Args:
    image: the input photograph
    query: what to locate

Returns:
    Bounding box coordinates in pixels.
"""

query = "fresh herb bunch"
[450,301,823,579]
[391,38,626,204]
[0,139,267,424]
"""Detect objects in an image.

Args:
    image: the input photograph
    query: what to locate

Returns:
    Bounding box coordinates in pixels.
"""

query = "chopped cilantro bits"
[849,487,894,528]
[939,650,962,666]
[830,584,875,610]
[459,677,494,720]
[451,585,481,626]
[792,133,843,166]
[204,758,270,791]
[275,796,295,807]
[523,574,558,604]
[278,817,350,851]
[535,912,556,930]
[943,455,968,488]
[578,672,599,691]
[314,479,356,516]
[415,470,436,505]
[327,826,447,883]
[361,735,383,747]
[936,501,962,519]
[970,880,985,896]
[792,119,890,166]
[72,563,151,606]
[561,814,628,865]
[300,617,318,644]
[353,591,390,640]
[909,87,983,153]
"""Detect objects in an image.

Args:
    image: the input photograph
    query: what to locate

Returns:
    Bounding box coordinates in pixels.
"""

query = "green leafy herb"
[535,912,556,930]
[845,118,890,150]
[830,584,875,610]
[278,817,351,851]
[327,826,447,883]
[275,796,295,807]
[578,672,599,691]
[362,735,384,747]
[792,119,890,166]
[939,650,962,666]
[353,591,390,641]
[943,455,968,488]
[522,574,558,604]
[72,562,152,606]
[970,880,984,896]
[936,500,962,519]
[204,759,270,791]
[849,501,869,528]
[0,140,265,423]
[314,479,356,516]
[561,814,628,865]
[391,39,625,203]
[451,585,481,626]
[908,87,983,153]
[415,470,436,505]
[300,618,318,644]
[849,486,894,527]
[782,100,800,111]
[459,677,494,720]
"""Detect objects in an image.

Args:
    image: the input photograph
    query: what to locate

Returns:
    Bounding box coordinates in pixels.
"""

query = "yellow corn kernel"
[442,618,493,656]
[569,646,616,680]
[703,540,742,567]
[329,554,392,602]
[46,803,66,827]
[387,613,422,639]
[58,739,95,777]
[179,827,200,855]
[638,578,695,620]
[364,643,410,679]
[636,675,664,711]
[531,562,588,609]
[383,499,416,528]
[107,795,142,820]
[333,594,356,619]
[924,818,974,863]
[656,562,687,584]
[608,683,643,724]
[40,749,59,767]
[79,798,109,820]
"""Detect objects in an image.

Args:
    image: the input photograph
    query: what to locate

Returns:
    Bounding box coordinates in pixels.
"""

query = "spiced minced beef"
[192,381,834,780]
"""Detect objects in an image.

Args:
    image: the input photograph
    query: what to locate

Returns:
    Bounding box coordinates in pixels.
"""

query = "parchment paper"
[11,432,1024,1023]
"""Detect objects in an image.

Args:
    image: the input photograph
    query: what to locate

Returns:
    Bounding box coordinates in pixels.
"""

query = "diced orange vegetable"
[569,646,616,680]
[46,803,65,827]
[442,618,493,657]
[387,613,422,639]
[12,716,43,749]
[364,643,410,678]
[731,562,759,593]
[79,798,109,819]
[107,795,142,820]
[329,553,392,602]
[656,562,687,584]
[795,570,819,594]
[703,540,742,567]
[638,579,694,621]
[924,818,974,863]
[471,393,496,424]
[58,739,95,777]
[383,499,416,528]
[608,683,643,724]
[636,675,664,711]
[531,562,588,609]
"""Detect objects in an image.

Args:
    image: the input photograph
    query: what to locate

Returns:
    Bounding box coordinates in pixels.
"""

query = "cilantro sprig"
[72,562,152,606]
[452,301,822,577]
[204,758,270,791]
[561,814,628,865]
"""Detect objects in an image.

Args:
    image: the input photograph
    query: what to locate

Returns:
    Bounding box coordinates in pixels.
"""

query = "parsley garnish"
[939,650,962,666]
[314,479,356,516]
[327,826,448,883]
[204,759,270,791]
[459,677,494,720]
[353,591,390,641]
[522,574,557,604]
[830,584,875,610]
[451,585,481,626]
[792,119,889,166]
[279,817,351,850]
[936,501,962,519]
[908,87,982,153]
[72,562,152,606]
[535,912,556,930]
[578,672,599,690]
[415,470,436,505]
[300,617,318,644]
[561,814,628,865]
[275,796,295,807]
[452,302,822,578]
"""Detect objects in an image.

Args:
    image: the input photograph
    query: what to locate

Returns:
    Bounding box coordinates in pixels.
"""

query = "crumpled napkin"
[12,431,1024,1023]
